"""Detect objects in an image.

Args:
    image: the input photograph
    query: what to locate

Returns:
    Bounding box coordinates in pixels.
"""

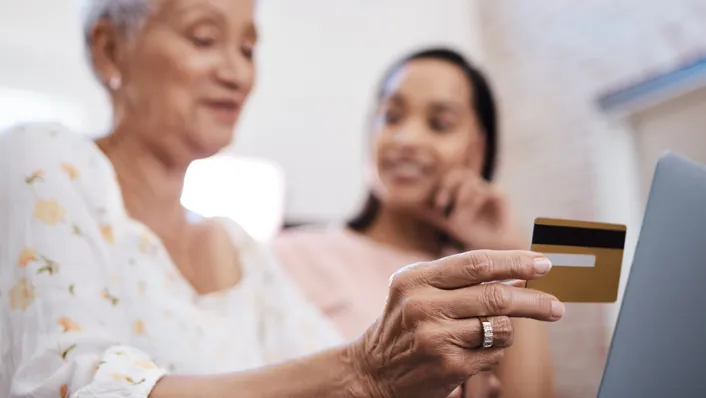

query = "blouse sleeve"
[0,125,166,398]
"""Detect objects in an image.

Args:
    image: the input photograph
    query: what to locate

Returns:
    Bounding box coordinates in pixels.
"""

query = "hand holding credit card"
[526,217,627,303]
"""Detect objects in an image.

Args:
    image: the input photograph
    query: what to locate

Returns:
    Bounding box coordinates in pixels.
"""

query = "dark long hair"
[348,48,498,233]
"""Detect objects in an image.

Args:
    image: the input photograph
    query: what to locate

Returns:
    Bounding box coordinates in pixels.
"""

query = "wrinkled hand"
[349,250,564,398]
[421,169,522,250]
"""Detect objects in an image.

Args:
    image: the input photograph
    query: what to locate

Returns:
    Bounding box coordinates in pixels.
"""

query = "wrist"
[343,339,389,398]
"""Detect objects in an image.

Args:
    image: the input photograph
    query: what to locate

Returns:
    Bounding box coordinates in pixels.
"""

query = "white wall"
[0,0,483,222]
[0,0,111,133]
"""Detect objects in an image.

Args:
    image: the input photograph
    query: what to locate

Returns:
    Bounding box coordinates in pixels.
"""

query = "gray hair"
[80,0,154,82]
[80,0,153,47]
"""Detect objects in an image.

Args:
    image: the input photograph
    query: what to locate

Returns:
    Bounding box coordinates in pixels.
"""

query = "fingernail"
[551,300,565,319]
[533,256,552,274]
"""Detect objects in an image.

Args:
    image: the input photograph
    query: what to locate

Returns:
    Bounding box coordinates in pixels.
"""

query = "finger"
[440,283,564,321]
[424,249,552,289]
[434,169,465,212]
[446,316,514,349]
[460,347,505,375]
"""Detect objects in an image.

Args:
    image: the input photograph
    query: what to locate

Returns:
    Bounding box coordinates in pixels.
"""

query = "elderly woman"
[0,0,564,397]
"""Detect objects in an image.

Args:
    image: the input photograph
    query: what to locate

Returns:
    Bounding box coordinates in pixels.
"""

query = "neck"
[362,203,443,256]
[96,125,190,239]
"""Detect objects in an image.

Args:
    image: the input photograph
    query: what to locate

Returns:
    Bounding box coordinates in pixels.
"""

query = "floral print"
[101,224,115,244]
[33,199,66,225]
[9,278,36,311]
[37,256,59,275]
[18,248,37,267]
[0,124,342,398]
[57,316,82,333]
[60,163,80,180]
[101,288,120,306]
[132,320,146,336]
[59,384,69,398]
[25,169,43,184]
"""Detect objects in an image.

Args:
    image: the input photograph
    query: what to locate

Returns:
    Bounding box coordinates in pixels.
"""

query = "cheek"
[162,53,212,106]
[465,139,486,172]
[129,46,212,113]
[240,62,256,95]
[369,130,387,166]
[439,134,481,170]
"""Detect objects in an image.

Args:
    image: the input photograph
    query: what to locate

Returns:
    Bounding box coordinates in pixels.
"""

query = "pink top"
[274,225,434,340]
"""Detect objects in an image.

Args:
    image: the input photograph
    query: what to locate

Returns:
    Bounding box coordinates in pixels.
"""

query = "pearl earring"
[108,76,122,91]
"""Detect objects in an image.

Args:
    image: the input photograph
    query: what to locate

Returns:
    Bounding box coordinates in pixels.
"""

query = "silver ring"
[479,316,493,348]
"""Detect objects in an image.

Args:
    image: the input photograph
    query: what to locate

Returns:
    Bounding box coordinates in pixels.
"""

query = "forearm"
[150,345,369,398]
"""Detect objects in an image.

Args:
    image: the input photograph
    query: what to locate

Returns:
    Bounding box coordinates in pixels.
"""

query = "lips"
[380,157,432,182]
[203,99,241,124]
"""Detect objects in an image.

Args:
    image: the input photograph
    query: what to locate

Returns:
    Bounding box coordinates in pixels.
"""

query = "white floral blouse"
[0,123,343,398]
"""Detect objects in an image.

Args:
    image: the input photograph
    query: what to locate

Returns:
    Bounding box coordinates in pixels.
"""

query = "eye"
[188,24,219,48]
[191,36,216,47]
[241,43,254,59]
[383,107,403,125]
[430,117,454,132]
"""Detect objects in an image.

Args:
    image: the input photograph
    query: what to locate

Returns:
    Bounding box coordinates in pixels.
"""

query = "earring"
[107,76,122,91]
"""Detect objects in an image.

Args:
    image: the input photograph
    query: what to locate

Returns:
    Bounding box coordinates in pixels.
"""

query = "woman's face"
[94,0,257,160]
[369,58,486,210]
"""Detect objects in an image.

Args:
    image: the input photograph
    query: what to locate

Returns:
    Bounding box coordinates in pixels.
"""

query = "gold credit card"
[526,218,627,303]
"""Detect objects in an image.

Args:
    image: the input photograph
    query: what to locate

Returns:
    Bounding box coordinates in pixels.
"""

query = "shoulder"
[0,123,120,220]
[0,122,112,183]
[1,122,95,156]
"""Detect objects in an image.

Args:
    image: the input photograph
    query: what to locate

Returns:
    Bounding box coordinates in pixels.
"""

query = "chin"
[381,185,434,211]
[191,124,237,158]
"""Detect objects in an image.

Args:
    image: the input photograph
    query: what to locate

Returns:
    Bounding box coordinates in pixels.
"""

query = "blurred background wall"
[1,0,705,396]
[476,2,706,395]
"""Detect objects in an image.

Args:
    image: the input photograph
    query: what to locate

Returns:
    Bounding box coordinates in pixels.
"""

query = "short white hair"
[80,0,152,46]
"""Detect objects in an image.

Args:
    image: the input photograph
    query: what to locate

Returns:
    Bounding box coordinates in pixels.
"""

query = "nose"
[215,49,254,92]
[390,118,428,148]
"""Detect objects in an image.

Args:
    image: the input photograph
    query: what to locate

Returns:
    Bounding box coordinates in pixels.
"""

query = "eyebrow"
[430,101,464,114]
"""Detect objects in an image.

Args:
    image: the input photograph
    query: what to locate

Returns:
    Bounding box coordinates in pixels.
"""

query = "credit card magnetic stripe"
[532,224,626,249]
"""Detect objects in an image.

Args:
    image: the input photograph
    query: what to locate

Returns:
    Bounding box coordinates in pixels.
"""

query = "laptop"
[598,152,706,397]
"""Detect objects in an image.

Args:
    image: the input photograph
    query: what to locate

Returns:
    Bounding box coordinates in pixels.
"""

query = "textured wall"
[477,1,706,396]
